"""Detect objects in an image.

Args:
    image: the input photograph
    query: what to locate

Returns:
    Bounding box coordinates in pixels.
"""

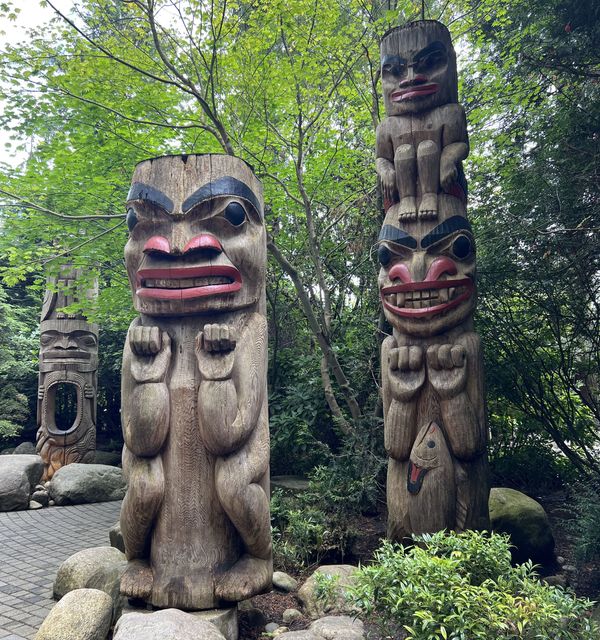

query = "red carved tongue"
[410,462,423,484]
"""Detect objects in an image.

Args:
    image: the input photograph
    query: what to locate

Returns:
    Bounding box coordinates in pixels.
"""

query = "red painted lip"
[380,278,473,318]
[391,83,438,101]
[136,265,241,300]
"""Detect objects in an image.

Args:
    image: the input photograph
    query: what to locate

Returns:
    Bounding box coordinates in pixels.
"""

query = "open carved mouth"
[380,278,473,318]
[136,265,242,300]
[391,83,438,102]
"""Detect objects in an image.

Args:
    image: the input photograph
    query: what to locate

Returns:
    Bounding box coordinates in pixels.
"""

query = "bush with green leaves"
[349,530,598,640]
[569,480,600,564]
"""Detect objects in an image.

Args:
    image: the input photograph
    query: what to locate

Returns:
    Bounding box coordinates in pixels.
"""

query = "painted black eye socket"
[415,51,447,73]
[427,440,436,449]
[224,202,246,226]
[378,245,392,266]
[126,208,138,232]
[451,234,473,260]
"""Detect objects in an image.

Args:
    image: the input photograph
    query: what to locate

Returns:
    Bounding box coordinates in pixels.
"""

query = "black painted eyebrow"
[414,41,447,62]
[126,183,174,214]
[378,225,417,249]
[182,176,262,217]
[421,216,472,248]
[381,55,407,70]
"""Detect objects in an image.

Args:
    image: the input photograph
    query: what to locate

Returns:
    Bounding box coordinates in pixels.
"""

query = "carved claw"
[128,327,171,383]
[195,324,236,381]
[440,162,458,190]
[38,386,45,401]
[426,343,468,398]
[380,169,397,203]
[83,384,94,399]
[388,345,426,401]
[120,560,153,602]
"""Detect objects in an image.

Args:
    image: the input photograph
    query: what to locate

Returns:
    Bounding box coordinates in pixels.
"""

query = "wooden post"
[119,154,272,610]
[36,267,98,481]
[376,21,490,540]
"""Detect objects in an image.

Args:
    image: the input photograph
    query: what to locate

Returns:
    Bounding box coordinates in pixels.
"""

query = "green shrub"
[569,480,600,563]
[349,530,598,639]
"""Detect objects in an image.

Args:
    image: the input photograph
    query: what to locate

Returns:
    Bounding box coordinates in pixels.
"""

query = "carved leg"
[214,414,272,601]
[120,447,164,600]
[394,144,417,220]
[417,140,440,219]
[387,458,411,541]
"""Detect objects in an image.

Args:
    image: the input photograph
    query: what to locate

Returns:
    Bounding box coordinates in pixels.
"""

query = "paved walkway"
[0,501,122,640]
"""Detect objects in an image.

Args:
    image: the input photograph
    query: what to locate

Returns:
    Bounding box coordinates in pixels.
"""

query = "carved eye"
[40,334,53,346]
[223,202,246,226]
[81,335,97,347]
[451,235,473,260]
[427,440,436,449]
[378,245,392,266]
[126,208,138,231]
[415,50,448,74]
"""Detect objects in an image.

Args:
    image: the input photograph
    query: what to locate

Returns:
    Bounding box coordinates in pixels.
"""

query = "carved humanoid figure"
[119,154,271,611]
[376,20,468,220]
[36,268,98,481]
[377,21,489,541]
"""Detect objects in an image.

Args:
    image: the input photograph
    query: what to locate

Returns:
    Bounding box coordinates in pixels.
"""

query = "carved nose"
[424,257,457,282]
[399,73,428,88]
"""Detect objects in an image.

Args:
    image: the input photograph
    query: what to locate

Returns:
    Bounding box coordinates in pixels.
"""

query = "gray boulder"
[13,441,37,454]
[0,454,44,511]
[54,546,126,601]
[94,450,122,466]
[297,565,358,619]
[31,489,49,507]
[489,487,555,564]
[113,609,227,640]
[273,570,299,592]
[48,463,126,505]
[35,588,113,640]
[309,615,364,639]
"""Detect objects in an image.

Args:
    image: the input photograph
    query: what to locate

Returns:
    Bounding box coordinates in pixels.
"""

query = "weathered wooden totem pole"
[36,267,98,480]
[120,154,271,611]
[376,21,490,540]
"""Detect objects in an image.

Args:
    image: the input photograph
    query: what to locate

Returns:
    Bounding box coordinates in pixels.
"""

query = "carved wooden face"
[124,155,266,316]
[381,21,457,117]
[39,320,98,373]
[377,208,476,337]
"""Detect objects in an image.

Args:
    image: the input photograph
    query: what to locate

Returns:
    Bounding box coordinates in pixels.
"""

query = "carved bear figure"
[119,154,271,610]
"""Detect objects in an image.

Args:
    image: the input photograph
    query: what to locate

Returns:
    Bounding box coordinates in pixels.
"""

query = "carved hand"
[38,386,45,401]
[426,343,468,399]
[388,345,426,401]
[195,324,237,381]
[440,158,458,189]
[84,384,94,399]
[129,326,171,383]
[380,167,397,203]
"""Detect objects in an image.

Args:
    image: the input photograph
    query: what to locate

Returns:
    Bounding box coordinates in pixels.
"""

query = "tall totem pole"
[375,21,490,540]
[119,154,272,611]
[36,267,98,480]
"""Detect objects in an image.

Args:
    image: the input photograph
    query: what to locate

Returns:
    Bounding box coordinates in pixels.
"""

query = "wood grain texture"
[120,154,271,610]
[36,268,98,481]
[377,22,489,541]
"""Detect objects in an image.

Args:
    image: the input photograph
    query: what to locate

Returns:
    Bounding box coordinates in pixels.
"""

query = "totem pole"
[375,21,490,540]
[120,154,271,611]
[36,267,98,480]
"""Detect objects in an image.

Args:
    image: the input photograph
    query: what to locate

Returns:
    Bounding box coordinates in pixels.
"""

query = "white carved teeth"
[144,277,232,289]
[439,288,449,302]
[449,287,456,299]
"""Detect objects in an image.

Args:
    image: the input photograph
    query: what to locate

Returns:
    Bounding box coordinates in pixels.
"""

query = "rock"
[489,487,555,564]
[273,570,299,592]
[265,622,280,632]
[309,615,364,639]
[29,500,43,509]
[276,633,318,640]
[562,564,576,572]
[274,628,289,636]
[238,600,267,628]
[1,447,15,455]
[13,441,37,454]
[49,499,56,506]
[53,546,126,600]
[31,489,49,506]
[543,574,568,588]
[297,565,358,619]
[109,521,125,553]
[48,463,126,505]
[94,450,122,466]
[0,455,44,511]
[557,556,565,565]
[35,588,113,640]
[271,475,310,493]
[282,609,303,624]
[113,609,227,640]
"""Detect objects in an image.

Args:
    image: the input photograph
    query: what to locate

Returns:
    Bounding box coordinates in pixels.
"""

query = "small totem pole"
[375,21,490,540]
[120,154,271,611]
[36,267,98,480]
